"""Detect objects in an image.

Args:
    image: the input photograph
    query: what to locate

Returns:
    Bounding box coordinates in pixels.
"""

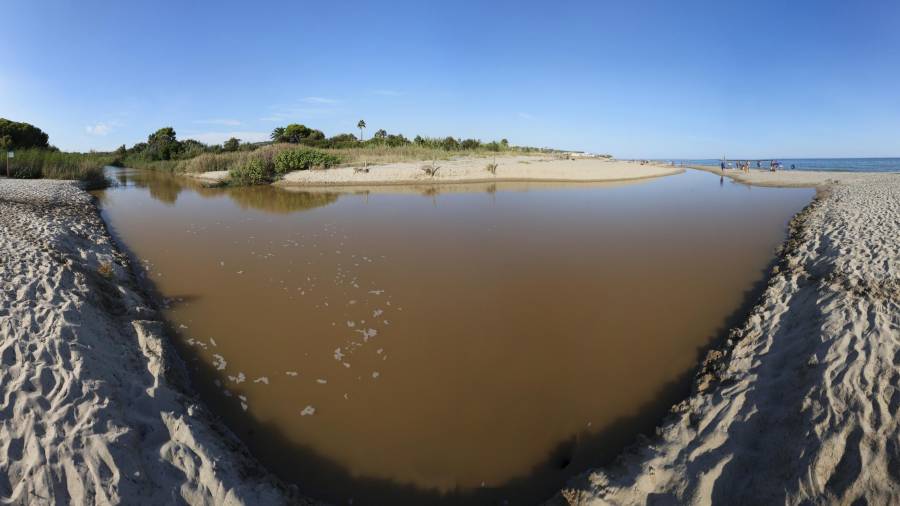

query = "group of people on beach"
[720,160,789,173]
[720,160,753,173]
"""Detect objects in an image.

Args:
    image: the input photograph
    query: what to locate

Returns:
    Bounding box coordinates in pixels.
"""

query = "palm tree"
[357,120,366,141]
[271,127,285,142]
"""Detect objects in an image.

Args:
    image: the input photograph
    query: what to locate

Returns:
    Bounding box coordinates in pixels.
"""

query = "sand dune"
[557,170,900,505]
[0,180,303,505]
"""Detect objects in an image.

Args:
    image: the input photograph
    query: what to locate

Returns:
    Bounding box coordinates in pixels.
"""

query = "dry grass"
[420,159,441,177]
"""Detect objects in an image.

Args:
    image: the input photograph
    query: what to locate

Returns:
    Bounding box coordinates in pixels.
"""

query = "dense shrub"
[274,148,341,175]
[229,158,273,185]
[6,149,111,187]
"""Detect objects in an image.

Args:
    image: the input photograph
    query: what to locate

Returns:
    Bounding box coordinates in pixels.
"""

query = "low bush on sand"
[274,148,342,176]
[229,158,274,186]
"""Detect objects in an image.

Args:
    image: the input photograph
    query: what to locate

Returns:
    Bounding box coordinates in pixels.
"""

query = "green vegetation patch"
[274,148,342,175]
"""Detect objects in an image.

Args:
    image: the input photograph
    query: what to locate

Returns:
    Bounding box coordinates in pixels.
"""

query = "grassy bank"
[5,149,114,189]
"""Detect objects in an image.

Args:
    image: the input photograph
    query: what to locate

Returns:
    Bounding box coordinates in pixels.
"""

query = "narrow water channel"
[94,168,813,504]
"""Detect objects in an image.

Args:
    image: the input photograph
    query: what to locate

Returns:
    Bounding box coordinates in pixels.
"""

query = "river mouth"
[94,168,813,504]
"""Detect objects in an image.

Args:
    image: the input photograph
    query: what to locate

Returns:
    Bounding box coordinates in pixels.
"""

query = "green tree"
[374,129,387,140]
[357,119,366,141]
[146,127,180,160]
[441,136,460,150]
[461,138,481,150]
[277,124,325,144]
[223,137,241,151]
[0,118,50,149]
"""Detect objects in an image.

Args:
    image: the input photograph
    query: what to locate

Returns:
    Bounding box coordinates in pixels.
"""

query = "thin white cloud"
[85,122,114,136]
[259,105,340,122]
[182,131,270,145]
[517,112,535,120]
[193,118,242,126]
[301,96,340,104]
[371,89,403,96]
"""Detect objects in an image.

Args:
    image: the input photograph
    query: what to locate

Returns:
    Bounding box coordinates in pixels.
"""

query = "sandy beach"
[0,180,304,505]
[186,156,683,187]
[2,167,898,505]
[557,169,900,505]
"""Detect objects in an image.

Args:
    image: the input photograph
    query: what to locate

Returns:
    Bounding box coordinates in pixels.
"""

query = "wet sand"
[93,168,811,504]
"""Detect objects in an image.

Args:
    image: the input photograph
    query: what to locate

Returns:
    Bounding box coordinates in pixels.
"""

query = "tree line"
[117,121,519,164]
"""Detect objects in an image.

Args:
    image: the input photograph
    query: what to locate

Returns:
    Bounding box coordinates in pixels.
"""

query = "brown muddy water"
[95,168,813,505]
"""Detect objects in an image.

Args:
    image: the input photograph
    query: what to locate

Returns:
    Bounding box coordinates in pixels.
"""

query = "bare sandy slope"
[186,170,230,185]
[557,170,900,505]
[278,156,683,187]
[0,180,306,505]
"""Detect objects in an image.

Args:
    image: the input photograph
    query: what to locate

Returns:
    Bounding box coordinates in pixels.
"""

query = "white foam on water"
[212,354,227,370]
[333,347,344,361]
[316,379,327,384]
[301,405,316,416]
[253,377,269,384]
[285,371,299,376]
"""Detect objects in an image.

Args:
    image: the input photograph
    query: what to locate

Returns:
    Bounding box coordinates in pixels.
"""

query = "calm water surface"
[95,168,813,504]
[675,157,900,172]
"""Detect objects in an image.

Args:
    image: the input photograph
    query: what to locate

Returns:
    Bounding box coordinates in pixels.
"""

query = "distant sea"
[671,158,900,173]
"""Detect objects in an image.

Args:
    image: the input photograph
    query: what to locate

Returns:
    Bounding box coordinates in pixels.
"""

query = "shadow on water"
[99,166,792,505]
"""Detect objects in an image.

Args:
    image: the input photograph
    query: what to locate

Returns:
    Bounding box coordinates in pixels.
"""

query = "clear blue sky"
[2,0,898,158]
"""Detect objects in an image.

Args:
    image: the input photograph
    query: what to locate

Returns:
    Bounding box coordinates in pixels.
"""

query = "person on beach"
[791,163,796,170]
[720,161,726,171]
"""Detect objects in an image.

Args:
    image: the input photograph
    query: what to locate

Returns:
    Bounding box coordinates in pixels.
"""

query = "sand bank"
[277,155,682,187]
[557,169,900,504]
[182,156,682,188]
[186,170,230,186]
[0,180,304,505]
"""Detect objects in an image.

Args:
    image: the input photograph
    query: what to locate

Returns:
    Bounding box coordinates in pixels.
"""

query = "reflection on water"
[101,167,339,212]
[94,167,813,505]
